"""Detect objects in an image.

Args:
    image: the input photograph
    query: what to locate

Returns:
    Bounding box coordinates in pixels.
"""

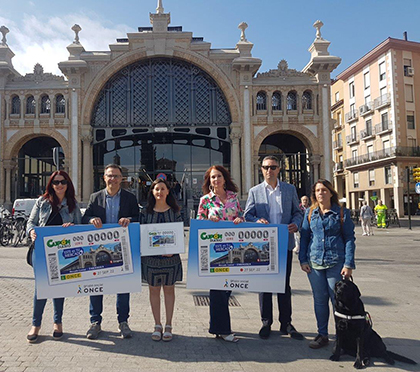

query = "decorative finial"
[156,0,164,14]
[71,24,82,44]
[313,20,324,40]
[34,63,44,75]
[238,22,248,42]
[0,25,9,46]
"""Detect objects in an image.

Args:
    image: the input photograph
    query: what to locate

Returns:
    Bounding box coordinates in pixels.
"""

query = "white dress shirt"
[264,180,283,224]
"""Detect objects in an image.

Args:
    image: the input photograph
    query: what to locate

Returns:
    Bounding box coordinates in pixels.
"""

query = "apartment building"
[332,36,420,216]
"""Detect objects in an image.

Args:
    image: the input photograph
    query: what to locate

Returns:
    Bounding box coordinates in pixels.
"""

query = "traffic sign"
[370,195,378,201]
[415,182,420,194]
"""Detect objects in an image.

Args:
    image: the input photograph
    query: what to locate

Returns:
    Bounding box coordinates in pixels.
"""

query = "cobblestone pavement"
[0,223,419,372]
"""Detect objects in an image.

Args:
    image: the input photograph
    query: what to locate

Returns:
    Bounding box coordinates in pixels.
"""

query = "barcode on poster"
[200,246,208,271]
[270,236,276,271]
[121,235,130,271]
[48,253,59,280]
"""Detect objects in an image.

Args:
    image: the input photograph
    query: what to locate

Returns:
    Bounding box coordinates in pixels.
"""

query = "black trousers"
[259,249,293,329]
[209,289,232,335]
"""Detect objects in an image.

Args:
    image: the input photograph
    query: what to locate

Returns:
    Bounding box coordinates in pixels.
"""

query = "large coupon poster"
[187,219,289,293]
[34,223,141,299]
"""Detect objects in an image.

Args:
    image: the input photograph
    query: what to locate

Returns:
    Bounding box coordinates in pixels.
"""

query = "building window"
[379,62,386,81]
[366,119,372,136]
[353,172,359,188]
[350,103,356,115]
[352,149,358,159]
[369,169,375,186]
[367,145,373,160]
[335,92,339,102]
[337,112,342,126]
[349,81,355,98]
[364,72,370,89]
[408,138,416,147]
[383,140,390,156]
[56,94,66,114]
[287,91,297,110]
[403,58,412,76]
[11,96,20,115]
[351,126,357,141]
[407,112,415,129]
[384,166,392,184]
[380,87,387,99]
[40,95,51,114]
[381,112,389,130]
[26,96,36,114]
[256,91,266,110]
[365,95,371,106]
[302,90,312,110]
[405,84,414,102]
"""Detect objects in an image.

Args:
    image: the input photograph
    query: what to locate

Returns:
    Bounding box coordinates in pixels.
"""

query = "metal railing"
[373,93,391,109]
[345,110,358,123]
[345,146,420,167]
[346,133,359,144]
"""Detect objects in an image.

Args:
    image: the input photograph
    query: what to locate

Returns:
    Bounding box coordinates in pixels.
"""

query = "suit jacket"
[244,181,303,250]
[82,188,139,224]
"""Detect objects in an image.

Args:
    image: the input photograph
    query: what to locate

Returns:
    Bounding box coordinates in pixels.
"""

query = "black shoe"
[27,333,38,343]
[309,334,329,349]
[280,323,304,340]
[259,325,271,339]
[53,331,63,340]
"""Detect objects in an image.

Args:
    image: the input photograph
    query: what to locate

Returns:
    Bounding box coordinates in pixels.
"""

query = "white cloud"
[0,12,134,75]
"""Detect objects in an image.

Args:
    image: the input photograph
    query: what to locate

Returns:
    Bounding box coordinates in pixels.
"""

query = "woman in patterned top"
[141,178,183,342]
[197,165,244,342]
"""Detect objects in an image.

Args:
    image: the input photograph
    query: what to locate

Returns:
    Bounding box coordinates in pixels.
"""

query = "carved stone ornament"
[256,59,310,78]
[11,63,64,82]
[0,25,9,45]
[72,24,82,44]
[156,0,164,14]
[313,20,324,40]
[238,22,248,42]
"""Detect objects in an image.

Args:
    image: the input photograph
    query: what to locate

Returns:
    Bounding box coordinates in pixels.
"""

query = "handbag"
[26,241,35,267]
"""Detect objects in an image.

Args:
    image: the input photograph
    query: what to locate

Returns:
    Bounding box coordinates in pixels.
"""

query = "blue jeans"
[89,293,130,324]
[306,262,343,336]
[32,251,64,327]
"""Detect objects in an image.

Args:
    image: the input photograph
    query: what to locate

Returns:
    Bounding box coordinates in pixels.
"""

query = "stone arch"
[4,130,70,161]
[80,48,240,127]
[254,125,318,156]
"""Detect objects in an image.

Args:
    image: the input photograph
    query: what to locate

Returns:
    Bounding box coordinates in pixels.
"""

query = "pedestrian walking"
[360,200,374,236]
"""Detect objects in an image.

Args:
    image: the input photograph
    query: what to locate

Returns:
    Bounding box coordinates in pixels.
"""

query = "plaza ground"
[0,219,419,372]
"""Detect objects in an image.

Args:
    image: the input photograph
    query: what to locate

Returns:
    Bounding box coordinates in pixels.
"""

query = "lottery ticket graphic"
[43,226,133,285]
[140,222,185,256]
[198,227,278,276]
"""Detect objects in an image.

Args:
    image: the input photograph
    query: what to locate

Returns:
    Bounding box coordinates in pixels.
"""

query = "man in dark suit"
[82,164,139,339]
[244,156,304,340]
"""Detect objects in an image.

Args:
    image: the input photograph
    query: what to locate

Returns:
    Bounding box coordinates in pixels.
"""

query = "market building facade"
[0,2,340,211]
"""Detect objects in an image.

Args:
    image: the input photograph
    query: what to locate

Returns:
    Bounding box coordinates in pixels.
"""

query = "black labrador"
[330,278,417,369]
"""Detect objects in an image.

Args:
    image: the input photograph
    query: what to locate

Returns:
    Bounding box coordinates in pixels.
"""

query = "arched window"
[302,90,312,110]
[26,96,36,114]
[287,91,297,110]
[56,94,66,114]
[40,95,51,114]
[256,91,267,110]
[272,91,282,111]
[11,96,20,115]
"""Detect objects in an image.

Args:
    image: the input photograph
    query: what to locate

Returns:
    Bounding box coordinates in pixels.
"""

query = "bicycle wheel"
[13,222,26,247]
[0,224,10,246]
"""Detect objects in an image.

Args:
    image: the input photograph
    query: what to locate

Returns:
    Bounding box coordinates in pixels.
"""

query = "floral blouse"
[197,190,243,221]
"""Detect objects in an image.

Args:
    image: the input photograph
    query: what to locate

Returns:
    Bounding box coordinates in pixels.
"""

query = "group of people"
[26,157,356,350]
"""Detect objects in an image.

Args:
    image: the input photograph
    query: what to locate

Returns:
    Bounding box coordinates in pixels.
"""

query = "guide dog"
[330,278,417,369]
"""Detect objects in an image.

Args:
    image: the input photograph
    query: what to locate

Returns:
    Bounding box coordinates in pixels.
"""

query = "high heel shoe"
[53,323,63,340]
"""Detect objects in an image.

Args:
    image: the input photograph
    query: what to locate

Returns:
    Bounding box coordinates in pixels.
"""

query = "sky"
[1,0,420,79]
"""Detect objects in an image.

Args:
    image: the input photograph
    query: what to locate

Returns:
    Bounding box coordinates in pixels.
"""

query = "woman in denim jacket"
[26,170,82,343]
[299,179,355,349]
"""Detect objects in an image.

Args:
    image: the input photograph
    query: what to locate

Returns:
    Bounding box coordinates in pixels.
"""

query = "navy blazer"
[244,181,303,250]
[82,188,140,224]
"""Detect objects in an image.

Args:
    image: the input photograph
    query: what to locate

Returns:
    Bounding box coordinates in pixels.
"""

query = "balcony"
[344,146,420,167]
[359,103,373,117]
[333,138,343,150]
[346,133,359,145]
[345,110,358,123]
[360,127,375,141]
[375,121,392,135]
[373,93,391,110]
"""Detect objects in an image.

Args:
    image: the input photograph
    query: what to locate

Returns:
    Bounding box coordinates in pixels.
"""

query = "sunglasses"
[52,179,68,185]
[261,165,279,171]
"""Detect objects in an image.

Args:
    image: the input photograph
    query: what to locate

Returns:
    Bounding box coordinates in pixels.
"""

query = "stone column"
[243,86,252,193]
[229,127,241,193]
[81,134,93,203]
[3,159,16,206]
[19,95,25,125]
[71,89,79,196]
[310,154,321,184]
[322,84,332,181]
[253,155,260,186]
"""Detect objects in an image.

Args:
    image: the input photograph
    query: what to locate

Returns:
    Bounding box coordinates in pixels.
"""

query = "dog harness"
[334,311,366,320]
